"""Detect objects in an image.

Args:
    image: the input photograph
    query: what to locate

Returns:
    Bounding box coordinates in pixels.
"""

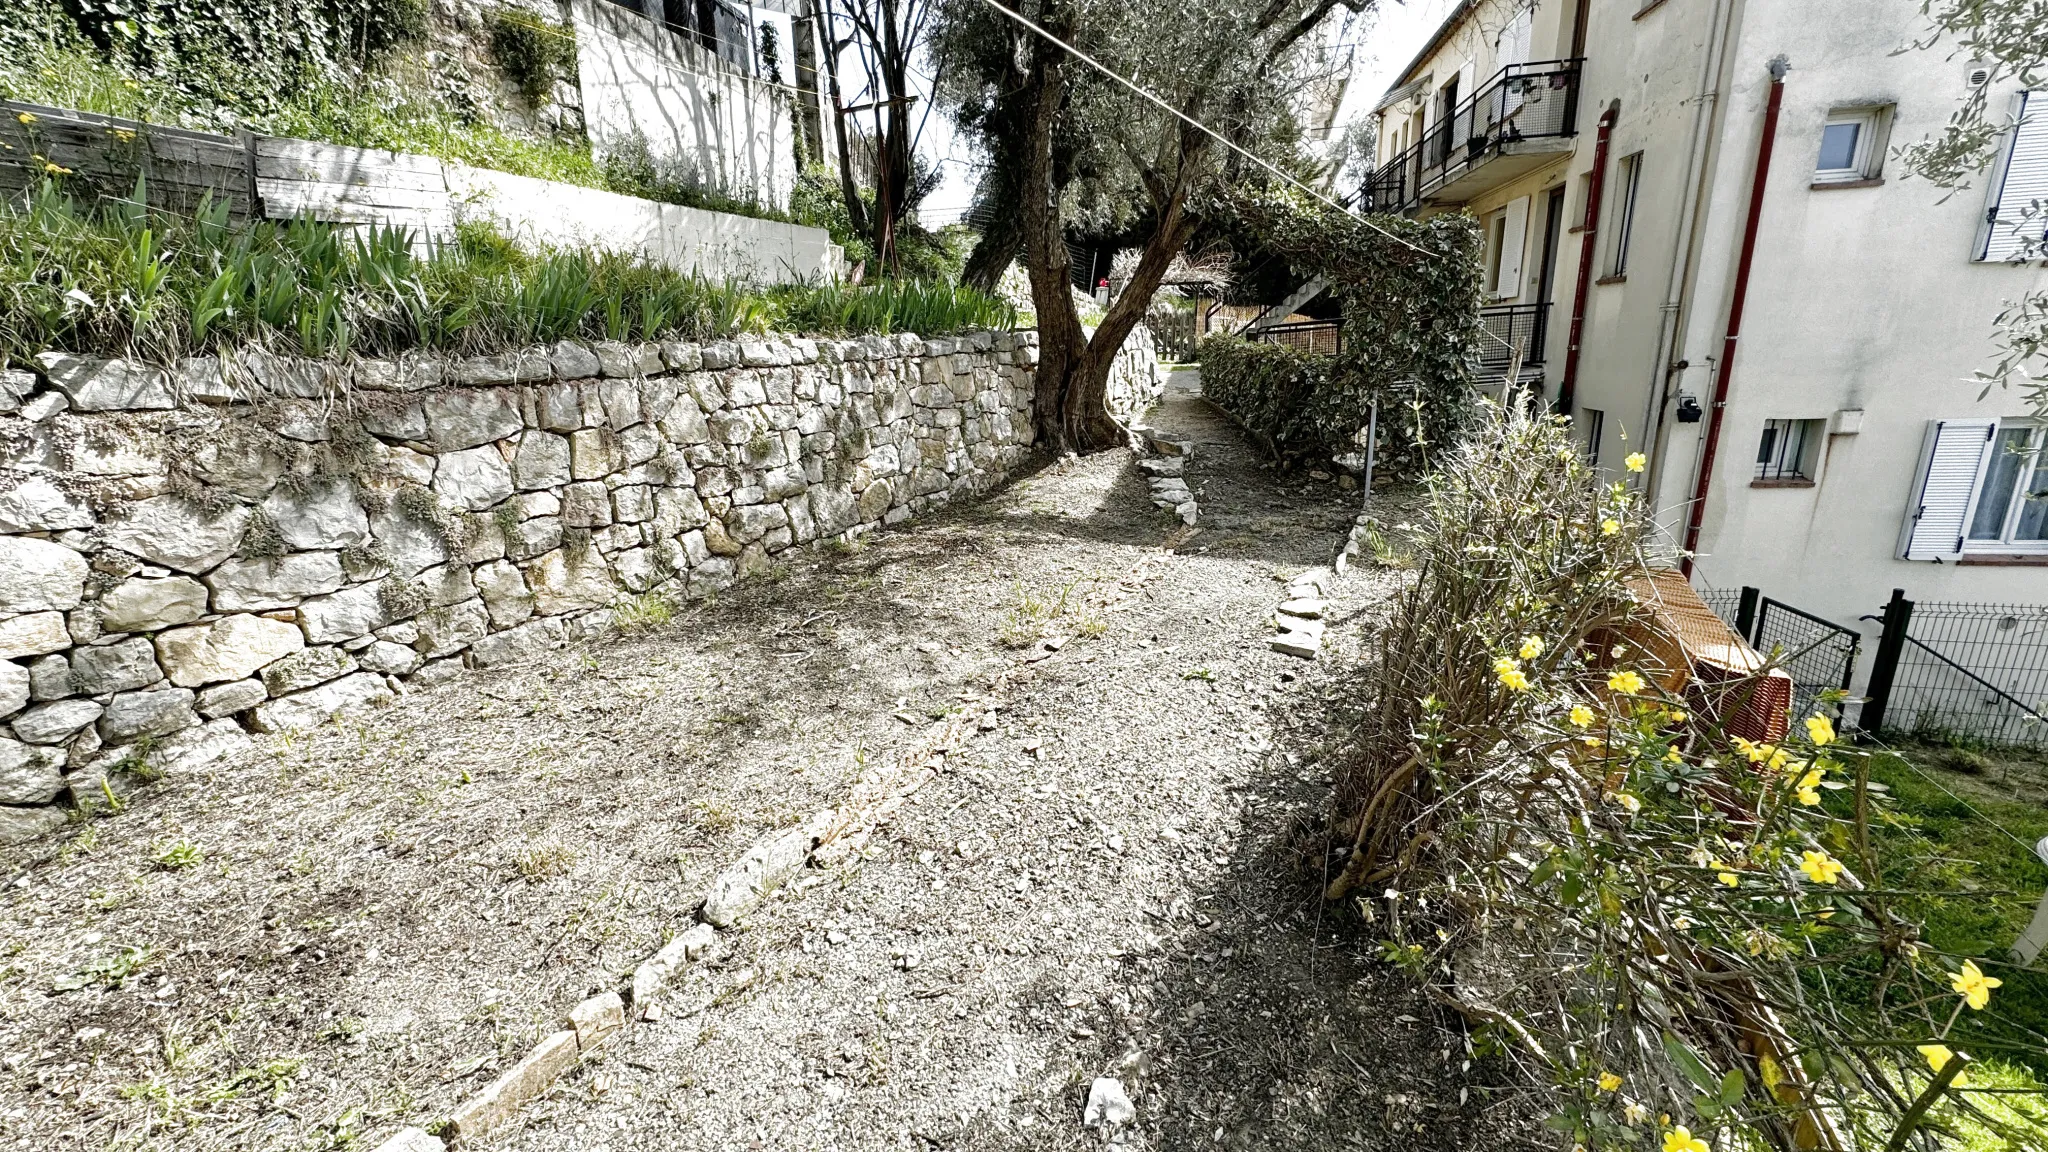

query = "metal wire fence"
[1698,588,1861,721]
[1884,601,2048,749]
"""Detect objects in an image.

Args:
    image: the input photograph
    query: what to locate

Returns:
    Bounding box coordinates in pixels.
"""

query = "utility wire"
[970,0,1436,258]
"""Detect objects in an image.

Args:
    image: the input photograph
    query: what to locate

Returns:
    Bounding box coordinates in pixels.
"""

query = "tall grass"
[0,183,1013,364]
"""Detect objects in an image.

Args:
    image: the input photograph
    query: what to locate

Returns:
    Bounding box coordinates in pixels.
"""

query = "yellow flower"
[1665,709,1688,724]
[15,112,36,124]
[1917,1043,1970,1086]
[1569,704,1595,728]
[1951,960,2002,1011]
[1665,746,1683,763]
[41,161,70,175]
[1519,635,1545,660]
[1799,849,1845,885]
[1663,1127,1709,1152]
[1717,871,1740,887]
[1625,452,1647,473]
[1615,792,1642,814]
[1796,767,1824,806]
[1494,656,1530,692]
[1805,714,1836,746]
[1601,518,1621,535]
[1582,735,1605,747]
[1621,1100,1649,1125]
[1597,1071,1622,1092]
[1607,670,1646,694]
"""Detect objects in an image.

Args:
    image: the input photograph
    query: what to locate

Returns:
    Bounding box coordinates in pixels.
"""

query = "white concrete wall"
[450,163,842,283]
[570,0,802,211]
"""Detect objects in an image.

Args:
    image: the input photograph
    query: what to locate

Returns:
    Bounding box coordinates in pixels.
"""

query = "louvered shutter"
[1979,91,2048,261]
[1899,419,1996,560]
[1497,196,1530,297]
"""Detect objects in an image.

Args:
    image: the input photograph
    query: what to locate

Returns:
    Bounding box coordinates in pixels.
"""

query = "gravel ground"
[0,368,1535,1151]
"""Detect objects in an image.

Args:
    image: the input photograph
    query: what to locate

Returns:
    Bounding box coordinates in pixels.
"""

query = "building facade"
[1367,0,2048,698]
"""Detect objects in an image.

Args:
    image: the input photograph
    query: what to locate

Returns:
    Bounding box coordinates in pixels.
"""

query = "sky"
[906,0,1464,225]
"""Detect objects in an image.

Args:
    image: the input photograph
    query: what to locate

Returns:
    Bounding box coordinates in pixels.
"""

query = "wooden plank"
[253,137,446,187]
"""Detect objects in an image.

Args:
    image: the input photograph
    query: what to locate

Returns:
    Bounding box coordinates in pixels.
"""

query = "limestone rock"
[566,991,625,1051]
[260,646,357,695]
[425,389,523,450]
[468,617,566,668]
[367,1127,444,1152]
[1085,1077,1137,1131]
[631,922,717,1010]
[561,481,612,528]
[512,431,571,490]
[0,803,66,843]
[196,679,267,718]
[205,552,346,612]
[550,341,601,380]
[473,559,535,628]
[433,445,514,511]
[527,549,617,615]
[357,640,421,675]
[10,699,101,745]
[156,615,305,687]
[68,638,160,694]
[152,717,253,774]
[0,737,64,803]
[102,496,250,573]
[99,685,199,744]
[261,481,369,550]
[354,357,443,393]
[35,353,174,411]
[445,1029,580,1145]
[97,576,208,632]
[0,536,88,614]
[0,368,31,412]
[249,672,393,733]
[412,599,488,659]
[0,661,26,720]
[701,813,830,927]
[0,475,94,532]
[298,582,397,644]
[369,506,449,577]
[569,428,623,479]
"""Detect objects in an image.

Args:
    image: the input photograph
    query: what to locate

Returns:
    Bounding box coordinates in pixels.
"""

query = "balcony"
[1362,59,1583,214]
[1477,303,1549,383]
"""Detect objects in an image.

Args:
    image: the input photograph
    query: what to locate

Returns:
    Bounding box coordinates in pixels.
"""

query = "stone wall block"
[0,738,66,804]
[569,428,622,479]
[197,679,267,718]
[260,646,358,696]
[70,638,160,695]
[561,481,613,528]
[0,536,88,615]
[261,481,369,551]
[473,559,535,628]
[35,354,174,411]
[156,615,305,688]
[206,553,347,613]
[248,672,393,734]
[99,685,198,744]
[0,475,94,533]
[298,583,397,645]
[433,445,515,511]
[103,497,250,574]
[413,599,488,659]
[98,576,208,633]
[0,661,27,720]
[550,341,601,381]
[425,389,524,450]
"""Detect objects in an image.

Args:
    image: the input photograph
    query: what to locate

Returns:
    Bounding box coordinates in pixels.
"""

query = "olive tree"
[933,0,1370,452]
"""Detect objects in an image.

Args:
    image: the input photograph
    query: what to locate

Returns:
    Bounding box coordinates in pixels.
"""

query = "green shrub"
[1198,334,1469,477]
[486,7,577,107]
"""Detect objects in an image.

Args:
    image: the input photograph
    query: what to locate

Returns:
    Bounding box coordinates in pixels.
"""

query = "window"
[1754,418,1823,482]
[1978,90,2048,261]
[1814,106,1888,183]
[1968,424,2048,547]
[1578,408,1606,464]
[1607,152,1643,277]
[1900,419,2048,559]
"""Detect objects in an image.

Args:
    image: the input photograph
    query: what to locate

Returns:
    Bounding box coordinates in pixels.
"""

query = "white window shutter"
[1899,419,1996,560]
[1979,91,2048,261]
[1496,196,1530,297]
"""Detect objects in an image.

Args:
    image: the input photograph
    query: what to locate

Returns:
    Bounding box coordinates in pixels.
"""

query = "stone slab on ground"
[444,1030,580,1145]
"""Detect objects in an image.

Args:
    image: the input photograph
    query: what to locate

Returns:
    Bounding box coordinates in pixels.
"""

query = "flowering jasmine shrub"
[1331,399,2035,1150]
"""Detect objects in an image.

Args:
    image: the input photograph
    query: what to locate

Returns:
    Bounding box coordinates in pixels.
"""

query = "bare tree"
[817,0,937,273]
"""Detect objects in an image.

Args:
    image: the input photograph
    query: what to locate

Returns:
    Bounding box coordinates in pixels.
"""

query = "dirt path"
[0,369,1521,1151]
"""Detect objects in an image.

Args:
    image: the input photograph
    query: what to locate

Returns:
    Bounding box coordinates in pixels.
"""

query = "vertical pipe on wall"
[1556,101,1617,415]
[1681,58,1789,576]
[1638,0,1736,507]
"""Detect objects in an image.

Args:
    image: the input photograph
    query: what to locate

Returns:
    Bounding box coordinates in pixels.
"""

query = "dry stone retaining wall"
[0,327,1164,842]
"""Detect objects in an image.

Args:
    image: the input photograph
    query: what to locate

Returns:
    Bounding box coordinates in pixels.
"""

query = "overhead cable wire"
[969,0,1436,258]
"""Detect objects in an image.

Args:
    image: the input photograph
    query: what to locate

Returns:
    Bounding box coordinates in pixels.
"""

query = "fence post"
[1735,586,1761,644]
[1859,588,1914,738]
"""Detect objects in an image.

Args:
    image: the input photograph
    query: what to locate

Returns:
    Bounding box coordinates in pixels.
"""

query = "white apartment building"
[1366,0,2048,686]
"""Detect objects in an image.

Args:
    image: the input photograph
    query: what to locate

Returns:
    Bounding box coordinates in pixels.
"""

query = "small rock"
[248,672,394,733]
[98,685,199,744]
[10,699,101,745]
[1084,1077,1136,1131]
[196,679,268,718]
[0,737,65,804]
[97,576,208,633]
[260,646,358,696]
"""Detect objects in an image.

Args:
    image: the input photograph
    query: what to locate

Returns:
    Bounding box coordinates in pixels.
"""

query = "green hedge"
[1197,334,1471,477]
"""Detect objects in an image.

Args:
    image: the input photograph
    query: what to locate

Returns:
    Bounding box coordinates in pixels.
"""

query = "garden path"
[0,369,1526,1151]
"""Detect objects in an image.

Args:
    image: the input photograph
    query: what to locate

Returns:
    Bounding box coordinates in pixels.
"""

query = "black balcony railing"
[1477,303,1550,374]
[1362,59,1583,214]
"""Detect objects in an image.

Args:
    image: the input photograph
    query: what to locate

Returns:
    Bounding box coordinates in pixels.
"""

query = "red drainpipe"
[1557,101,1618,415]
[1681,62,1787,575]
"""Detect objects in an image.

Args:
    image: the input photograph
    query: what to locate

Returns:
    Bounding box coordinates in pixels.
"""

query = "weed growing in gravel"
[153,838,201,870]
[997,578,1093,648]
[613,591,676,631]
[54,942,150,990]
[514,842,577,880]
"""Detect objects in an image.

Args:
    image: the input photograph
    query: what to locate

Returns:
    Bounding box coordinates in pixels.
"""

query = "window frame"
[1754,418,1824,483]
[1607,152,1643,277]
[1962,420,2048,553]
[1578,407,1606,465]
[1814,106,1887,184]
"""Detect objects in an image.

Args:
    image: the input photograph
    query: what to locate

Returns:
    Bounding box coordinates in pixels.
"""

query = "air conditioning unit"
[1968,62,1993,89]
